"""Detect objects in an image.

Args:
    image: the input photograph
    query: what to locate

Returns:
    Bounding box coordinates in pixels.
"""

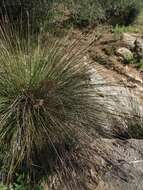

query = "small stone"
[116,47,133,62]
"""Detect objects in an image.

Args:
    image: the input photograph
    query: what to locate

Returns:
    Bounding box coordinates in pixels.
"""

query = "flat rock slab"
[96,139,143,190]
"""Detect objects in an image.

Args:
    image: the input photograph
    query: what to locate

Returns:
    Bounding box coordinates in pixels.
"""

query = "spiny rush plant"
[0,23,113,189]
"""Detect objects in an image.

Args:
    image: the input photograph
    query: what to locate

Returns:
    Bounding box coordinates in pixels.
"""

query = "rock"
[122,33,143,49]
[96,139,143,190]
[122,33,136,49]
[133,39,143,61]
[116,47,133,62]
[97,165,143,190]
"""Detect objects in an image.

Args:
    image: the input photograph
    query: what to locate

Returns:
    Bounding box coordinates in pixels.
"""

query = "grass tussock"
[0,22,114,189]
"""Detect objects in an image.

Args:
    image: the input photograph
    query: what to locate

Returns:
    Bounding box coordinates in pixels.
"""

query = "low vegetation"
[0,0,143,189]
[0,21,115,189]
[0,0,142,29]
[67,0,142,27]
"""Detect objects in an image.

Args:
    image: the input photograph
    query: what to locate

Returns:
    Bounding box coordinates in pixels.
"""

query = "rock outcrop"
[96,139,143,190]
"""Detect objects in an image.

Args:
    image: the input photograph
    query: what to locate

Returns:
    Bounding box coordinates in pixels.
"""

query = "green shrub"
[0,179,43,190]
[65,0,142,27]
[103,0,142,26]
[0,0,142,30]
[13,174,43,190]
[68,0,105,27]
[0,184,7,190]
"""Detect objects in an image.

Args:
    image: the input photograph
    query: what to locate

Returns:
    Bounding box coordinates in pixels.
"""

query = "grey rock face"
[96,139,143,190]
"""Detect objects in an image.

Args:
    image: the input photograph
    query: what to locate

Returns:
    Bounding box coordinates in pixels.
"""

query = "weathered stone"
[122,33,136,48]
[96,139,143,190]
[116,47,133,61]
[133,39,143,61]
[122,33,143,49]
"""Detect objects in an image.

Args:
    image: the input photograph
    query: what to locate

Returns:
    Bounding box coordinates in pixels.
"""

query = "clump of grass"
[113,25,135,38]
[0,21,114,189]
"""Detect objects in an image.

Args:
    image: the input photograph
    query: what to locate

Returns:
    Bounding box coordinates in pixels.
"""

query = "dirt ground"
[64,25,143,100]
